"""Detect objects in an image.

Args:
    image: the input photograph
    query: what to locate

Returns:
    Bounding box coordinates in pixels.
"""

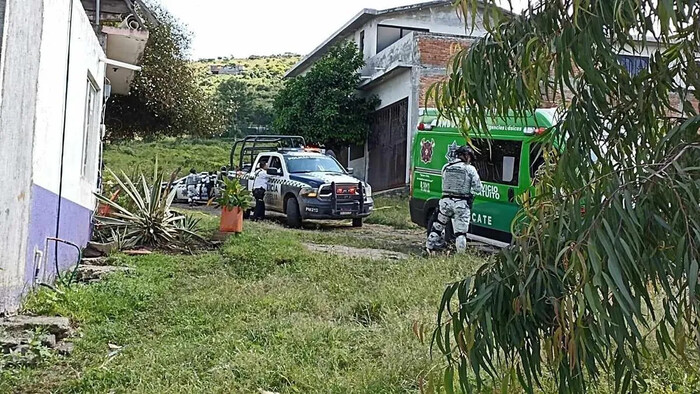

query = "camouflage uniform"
[186,173,200,206]
[427,160,483,253]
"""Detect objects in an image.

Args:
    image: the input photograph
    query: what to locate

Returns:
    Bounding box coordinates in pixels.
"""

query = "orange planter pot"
[220,206,244,233]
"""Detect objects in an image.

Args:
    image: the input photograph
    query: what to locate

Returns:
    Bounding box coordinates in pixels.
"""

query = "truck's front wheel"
[286,197,302,228]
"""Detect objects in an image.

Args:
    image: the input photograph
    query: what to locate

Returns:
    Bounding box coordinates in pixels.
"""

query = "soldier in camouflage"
[426,146,483,254]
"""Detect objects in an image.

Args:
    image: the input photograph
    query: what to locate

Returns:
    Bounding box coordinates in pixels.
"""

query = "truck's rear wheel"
[352,218,363,228]
[286,197,302,228]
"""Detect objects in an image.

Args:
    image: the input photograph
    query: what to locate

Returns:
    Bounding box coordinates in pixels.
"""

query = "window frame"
[359,30,365,58]
[81,75,100,179]
[376,24,429,53]
[268,156,284,175]
[470,139,523,187]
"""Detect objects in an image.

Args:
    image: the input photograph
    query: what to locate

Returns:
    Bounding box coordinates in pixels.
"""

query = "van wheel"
[286,197,302,228]
[352,218,363,228]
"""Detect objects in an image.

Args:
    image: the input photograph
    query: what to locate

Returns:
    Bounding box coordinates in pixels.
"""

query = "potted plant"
[216,178,252,233]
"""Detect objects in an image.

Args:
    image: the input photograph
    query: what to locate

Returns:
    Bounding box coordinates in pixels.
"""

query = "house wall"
[353,4,484,61]
[351,69,413,182]
[355,33,476,187]
[27,0,106,286]
[0,0,44,313]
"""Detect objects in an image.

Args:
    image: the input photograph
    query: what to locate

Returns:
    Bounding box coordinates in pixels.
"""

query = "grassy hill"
[103,139,234,177]
[192,54,301,110]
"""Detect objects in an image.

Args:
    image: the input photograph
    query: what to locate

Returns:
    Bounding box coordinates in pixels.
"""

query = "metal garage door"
[368,98,408,191]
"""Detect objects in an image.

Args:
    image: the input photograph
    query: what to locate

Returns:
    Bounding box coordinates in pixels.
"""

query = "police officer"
[186,168,200,207]
[427,146,483,254]
[252,160,269,221]
[204,171,216,200]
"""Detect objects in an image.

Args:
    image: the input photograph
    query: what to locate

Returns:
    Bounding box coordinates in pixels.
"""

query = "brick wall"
[669,91,700,116]
[417,35,472,68]
[419,74,447,107]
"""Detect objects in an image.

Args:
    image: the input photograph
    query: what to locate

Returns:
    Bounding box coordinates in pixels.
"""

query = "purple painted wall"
[24,184,93,290]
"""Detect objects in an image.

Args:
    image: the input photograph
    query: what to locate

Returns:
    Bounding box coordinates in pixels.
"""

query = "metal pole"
[95,0,100,27]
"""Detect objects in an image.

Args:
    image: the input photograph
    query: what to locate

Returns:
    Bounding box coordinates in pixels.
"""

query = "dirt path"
[303,243,409,260]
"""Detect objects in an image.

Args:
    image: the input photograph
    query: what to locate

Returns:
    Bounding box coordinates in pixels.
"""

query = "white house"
[0,0,150,314]
[286,0,488,191]
[286,1,671,192]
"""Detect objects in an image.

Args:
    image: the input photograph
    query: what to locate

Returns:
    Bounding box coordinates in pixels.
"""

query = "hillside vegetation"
[194,54,300,104]
[193,54,300,134]
[103,139,234,177]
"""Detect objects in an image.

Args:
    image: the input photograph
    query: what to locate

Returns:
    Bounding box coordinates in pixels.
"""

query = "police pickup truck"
[231,136,374,228]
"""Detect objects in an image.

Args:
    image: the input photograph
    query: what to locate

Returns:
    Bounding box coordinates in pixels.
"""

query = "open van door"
[468,139,525,245]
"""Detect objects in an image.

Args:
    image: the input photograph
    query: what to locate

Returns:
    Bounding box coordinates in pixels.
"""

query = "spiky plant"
[95,164,206,251]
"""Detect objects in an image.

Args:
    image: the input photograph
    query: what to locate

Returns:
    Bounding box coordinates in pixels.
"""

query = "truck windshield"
[285,156,345,174]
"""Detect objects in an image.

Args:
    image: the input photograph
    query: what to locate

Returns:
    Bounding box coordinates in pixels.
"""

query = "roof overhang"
[285,1,454,78]
[102,26,149,95]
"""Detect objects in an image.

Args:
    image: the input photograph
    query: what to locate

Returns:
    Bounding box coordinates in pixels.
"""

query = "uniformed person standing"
[186,168,200,207]
[427,146,483,254]
[252,160,269,221]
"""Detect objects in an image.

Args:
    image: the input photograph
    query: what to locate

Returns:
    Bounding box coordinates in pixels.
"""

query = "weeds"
[365,195,418,230]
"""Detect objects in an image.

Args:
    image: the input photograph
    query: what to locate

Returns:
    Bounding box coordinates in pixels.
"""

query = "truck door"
[470,139,523,243]
[266,156,284,211]
[251,155,270,191]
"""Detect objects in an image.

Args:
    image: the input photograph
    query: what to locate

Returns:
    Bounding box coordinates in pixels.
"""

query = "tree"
[273,42,379,148]
[215,78,253,137]
[105,3,222,140]
[430,1,699,393]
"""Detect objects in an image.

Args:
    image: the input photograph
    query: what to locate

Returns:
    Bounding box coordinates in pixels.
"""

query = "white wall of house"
[0,0,105,313]
[27,0,106,288]
[350,69,414,182]
[0,0,44,313]
[33,0,105,210]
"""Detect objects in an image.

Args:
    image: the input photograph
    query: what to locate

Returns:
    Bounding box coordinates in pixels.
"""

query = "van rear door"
[469,138,524,243]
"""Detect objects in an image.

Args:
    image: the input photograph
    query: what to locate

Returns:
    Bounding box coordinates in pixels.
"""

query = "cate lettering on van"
[476,184,501,200]
[471,213,493,226]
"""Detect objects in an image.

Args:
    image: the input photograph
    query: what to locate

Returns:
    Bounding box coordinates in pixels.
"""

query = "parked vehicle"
[409,108,559,247]
[231,135,374,228]
[171,172,213,204]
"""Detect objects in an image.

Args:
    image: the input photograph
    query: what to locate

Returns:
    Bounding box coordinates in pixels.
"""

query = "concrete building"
[0,0,149,314]
[286,0,488,191]
[285,1,681,192]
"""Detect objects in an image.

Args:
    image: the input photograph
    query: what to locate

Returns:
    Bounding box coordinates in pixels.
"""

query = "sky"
[161,0,525,60]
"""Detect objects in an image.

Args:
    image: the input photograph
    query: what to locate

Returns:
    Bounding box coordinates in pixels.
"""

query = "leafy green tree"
[215,78,253,137]
[430,1,699,393]
[273,42,379,148]
[105,3,222,140]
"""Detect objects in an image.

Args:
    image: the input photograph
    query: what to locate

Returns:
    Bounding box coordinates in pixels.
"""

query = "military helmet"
[455,145,476,161]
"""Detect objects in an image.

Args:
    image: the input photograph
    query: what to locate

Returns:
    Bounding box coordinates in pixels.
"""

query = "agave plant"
[94,164,206,251]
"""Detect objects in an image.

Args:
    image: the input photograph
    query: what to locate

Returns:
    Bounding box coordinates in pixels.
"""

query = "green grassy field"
[2,179,698,392]
[0,220,479,393]
[365,195,420,230]
[103,138,233,178]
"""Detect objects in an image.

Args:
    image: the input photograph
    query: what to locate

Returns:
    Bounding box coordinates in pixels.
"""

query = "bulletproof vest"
[442,162,472,197]
[186,174,199,185]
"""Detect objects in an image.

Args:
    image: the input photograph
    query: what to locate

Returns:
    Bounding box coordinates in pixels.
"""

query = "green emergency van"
[409,108,559,247]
